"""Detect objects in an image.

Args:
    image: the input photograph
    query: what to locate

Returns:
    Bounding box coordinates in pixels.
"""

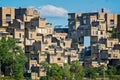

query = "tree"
[70,60,85,80]
[116,65,120,75]
[40,61,49,80]
[47,63,63,80]
[0,37,27,79]
[12,47,27,79]
[96,65,105,76]
[41,61,49,71]
[85,67,98,79]
[62,64,72,80]
[40,62,63,80]
[40,76,47,80]
[106,65,117,76]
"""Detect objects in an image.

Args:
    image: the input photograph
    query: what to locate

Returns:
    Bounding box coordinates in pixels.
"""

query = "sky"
[0,0,120,27]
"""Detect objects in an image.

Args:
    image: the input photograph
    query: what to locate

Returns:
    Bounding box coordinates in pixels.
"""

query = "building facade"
[68,8,120,67]
[1,7,120,79]
[0,7,79,79]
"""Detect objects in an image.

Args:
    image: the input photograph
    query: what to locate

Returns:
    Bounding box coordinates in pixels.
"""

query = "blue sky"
[0,0,120,27]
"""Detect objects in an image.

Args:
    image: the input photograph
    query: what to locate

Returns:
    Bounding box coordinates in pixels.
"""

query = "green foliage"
[70,60,85,80]
[40,61,49,74]
[45,51,50,54]
[110,28,118,39]
[85,67,98,79]
[62,64,72,80]
[40,62,120,80]
[110,75,120,80]
[47,63,63,80]
[116,65,120,74]
[40,61,85,80]
[2,76,15,80]
[40,76,47,80]
[106,65,117,76]
[96,65,105,76]
[0,37,27,79]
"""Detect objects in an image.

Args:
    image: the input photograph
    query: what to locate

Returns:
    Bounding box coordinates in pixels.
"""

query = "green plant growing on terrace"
[110,28,118,39]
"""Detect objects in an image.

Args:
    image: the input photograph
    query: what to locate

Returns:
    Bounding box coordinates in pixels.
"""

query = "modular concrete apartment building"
[0,7,79,79]
[1,7,120,79]
[68,8,120,67]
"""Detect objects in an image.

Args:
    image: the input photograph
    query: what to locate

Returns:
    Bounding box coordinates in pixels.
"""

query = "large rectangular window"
[110,19,114,27]
[6,14,11,23]
[84,36,90,47]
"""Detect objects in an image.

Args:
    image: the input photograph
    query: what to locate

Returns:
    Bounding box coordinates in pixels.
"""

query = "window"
[45,46,48,50]
[64,60,67,63]
[110,20,114,27]
[19,33,21,38]
[30,40,32,45]
[26,46,29,51]
[38,29,42,33]
[83,19,86,24]
[22,35,24,38]
[101,31,103,35]
[72,26,76,29]
[42,29,45,33]
[30,34,32,38]
[93,31,94,35]
[96,31,98,35]
[83,16,87,25]
[98,25,101,30]
[79,37,81,41]
[57,58,61,61]
[63,42,65,46]
[111,42,113,46]
[31,22,34,27]
[20,22,24,29]
[92,21,99,26]
[108,54,111,57]
[20,22,24,25]
[6,14,11,23]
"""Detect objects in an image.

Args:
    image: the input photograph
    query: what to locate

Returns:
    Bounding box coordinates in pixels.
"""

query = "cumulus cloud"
[36,5,68,18]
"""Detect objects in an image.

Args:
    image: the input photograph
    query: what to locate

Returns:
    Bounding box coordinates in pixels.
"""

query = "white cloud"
[36,5,68,18]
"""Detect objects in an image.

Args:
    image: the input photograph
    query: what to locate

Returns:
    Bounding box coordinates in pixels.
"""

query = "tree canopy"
[0,37,27,79]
